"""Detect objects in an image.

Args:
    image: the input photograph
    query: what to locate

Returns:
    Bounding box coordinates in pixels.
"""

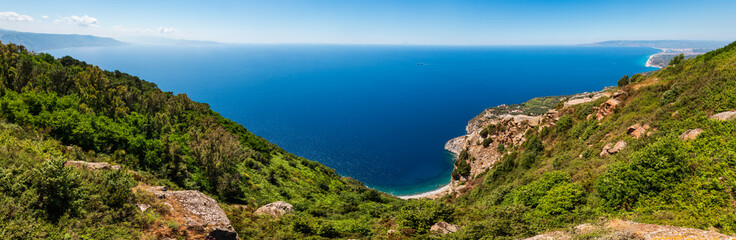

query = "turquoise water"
[48,44,659,196]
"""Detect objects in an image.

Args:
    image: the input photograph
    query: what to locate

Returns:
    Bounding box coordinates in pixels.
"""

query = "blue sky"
[1,0,735,45]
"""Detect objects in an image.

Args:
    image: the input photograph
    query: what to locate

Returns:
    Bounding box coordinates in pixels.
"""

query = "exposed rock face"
[145,187,238,239]
[600,141,627,157]
[444,136,466,155]
[710,111,736,121]
[525,220,735,240]
[65,160,121,170]
[563,92,607,107]
[612,90,628,99]
[430,221,459,234]
[254,201,294,218]
[605,220,734,240]
[441,89,614,198]
[680,128,703,141]
[627,124,651,139]
[595,90,627,121]
[596,98,621,120]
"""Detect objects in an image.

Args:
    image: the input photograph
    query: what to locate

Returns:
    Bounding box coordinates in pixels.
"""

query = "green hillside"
[1,40,736,239]
[448,41,736,239]
[0,42,408,239]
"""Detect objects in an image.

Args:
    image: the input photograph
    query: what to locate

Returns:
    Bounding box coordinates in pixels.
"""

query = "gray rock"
[430,221,459,234]
[146,188,237,238]
[444,136,467,155]
[610,141,627,153]
[65,160,121,170]
[680,128,703,141]
[254,201,294,218]
[600,141,627,157]
[136,203,150,212]
[626,124,648,139]
[710,111,736,121]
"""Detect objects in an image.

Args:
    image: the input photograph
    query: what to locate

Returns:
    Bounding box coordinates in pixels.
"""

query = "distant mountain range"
[0,29,221,52]
[0,29,125,51]
[587,40,731,50]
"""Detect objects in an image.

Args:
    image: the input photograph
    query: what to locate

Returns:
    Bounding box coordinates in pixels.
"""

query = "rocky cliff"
[442,88,618,196]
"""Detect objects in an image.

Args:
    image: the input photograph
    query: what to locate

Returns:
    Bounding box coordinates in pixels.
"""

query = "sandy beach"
[397,184,451,199]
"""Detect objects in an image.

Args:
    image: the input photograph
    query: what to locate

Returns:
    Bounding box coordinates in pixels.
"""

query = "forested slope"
[0,42,415,239]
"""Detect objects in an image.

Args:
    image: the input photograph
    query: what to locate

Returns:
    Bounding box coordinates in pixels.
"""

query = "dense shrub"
[596,137,689,210]
[480,124,503,138]
[617,75,630,87]
[482,137,493,147]
[397,200,454,234]
[660,84,680,105]
[535,182,585,216]
[556,115,573,133]
[504,171,571,208]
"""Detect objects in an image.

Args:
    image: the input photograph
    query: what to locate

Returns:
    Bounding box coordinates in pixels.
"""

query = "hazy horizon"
[2,0,736,45]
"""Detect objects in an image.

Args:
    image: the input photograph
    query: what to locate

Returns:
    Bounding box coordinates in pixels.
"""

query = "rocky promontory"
[441,88,622,197]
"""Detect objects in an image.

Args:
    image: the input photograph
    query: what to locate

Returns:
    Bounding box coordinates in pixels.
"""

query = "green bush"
[505,171,571,208]
[482,138,493,147]
[452,157,471,180]
[535,182,585,216]
[397,200,454,234]
[32,158,82,220]
[617,75,630,87]
[660,85,680,105]
[480,124,503,138]
[669,53,685,65]
[556,115,573,133]
[596,137,689,210]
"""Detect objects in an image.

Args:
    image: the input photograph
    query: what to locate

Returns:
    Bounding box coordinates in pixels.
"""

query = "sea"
[47,44,660,196]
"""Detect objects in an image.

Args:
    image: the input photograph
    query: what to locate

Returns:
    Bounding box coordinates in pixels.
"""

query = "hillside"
[0,41,408,239]
[0,29,125,51]
[2,39,736,239]
[443,40,736,239]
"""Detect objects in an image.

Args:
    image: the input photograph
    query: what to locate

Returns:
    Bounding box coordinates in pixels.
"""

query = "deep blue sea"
[48,44,659,196]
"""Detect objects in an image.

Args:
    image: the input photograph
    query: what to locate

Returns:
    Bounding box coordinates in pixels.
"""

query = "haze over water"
[49,44,659,195]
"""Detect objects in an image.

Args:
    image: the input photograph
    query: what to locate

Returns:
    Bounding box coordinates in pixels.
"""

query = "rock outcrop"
[600,141,627,157]
[596,98,621,120]
[680,128,703,141]
[563,92,607,107]
[626,124,652,139]
[595,90,627,121]
[65,160,121,170]
[710,111,736,121]
[145,186,238,239]
[525,219,735,240]
[430,221,459,234]
[254,201,294,218]
[441,89,614,198]
[444,136,466,155]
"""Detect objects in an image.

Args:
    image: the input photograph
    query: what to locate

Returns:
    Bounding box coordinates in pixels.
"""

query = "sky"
[0,0,735,45]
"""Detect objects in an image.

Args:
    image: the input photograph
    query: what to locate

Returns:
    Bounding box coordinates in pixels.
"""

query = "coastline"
[397,184,451,199]
[645,47,665,68]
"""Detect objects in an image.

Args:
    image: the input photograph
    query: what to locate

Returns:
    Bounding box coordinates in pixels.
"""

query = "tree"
[617,74,629,87]
[669,53,685,66]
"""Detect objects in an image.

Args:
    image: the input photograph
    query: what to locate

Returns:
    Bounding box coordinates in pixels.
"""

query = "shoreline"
[396,184,451,199]
[645,47,665,68]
